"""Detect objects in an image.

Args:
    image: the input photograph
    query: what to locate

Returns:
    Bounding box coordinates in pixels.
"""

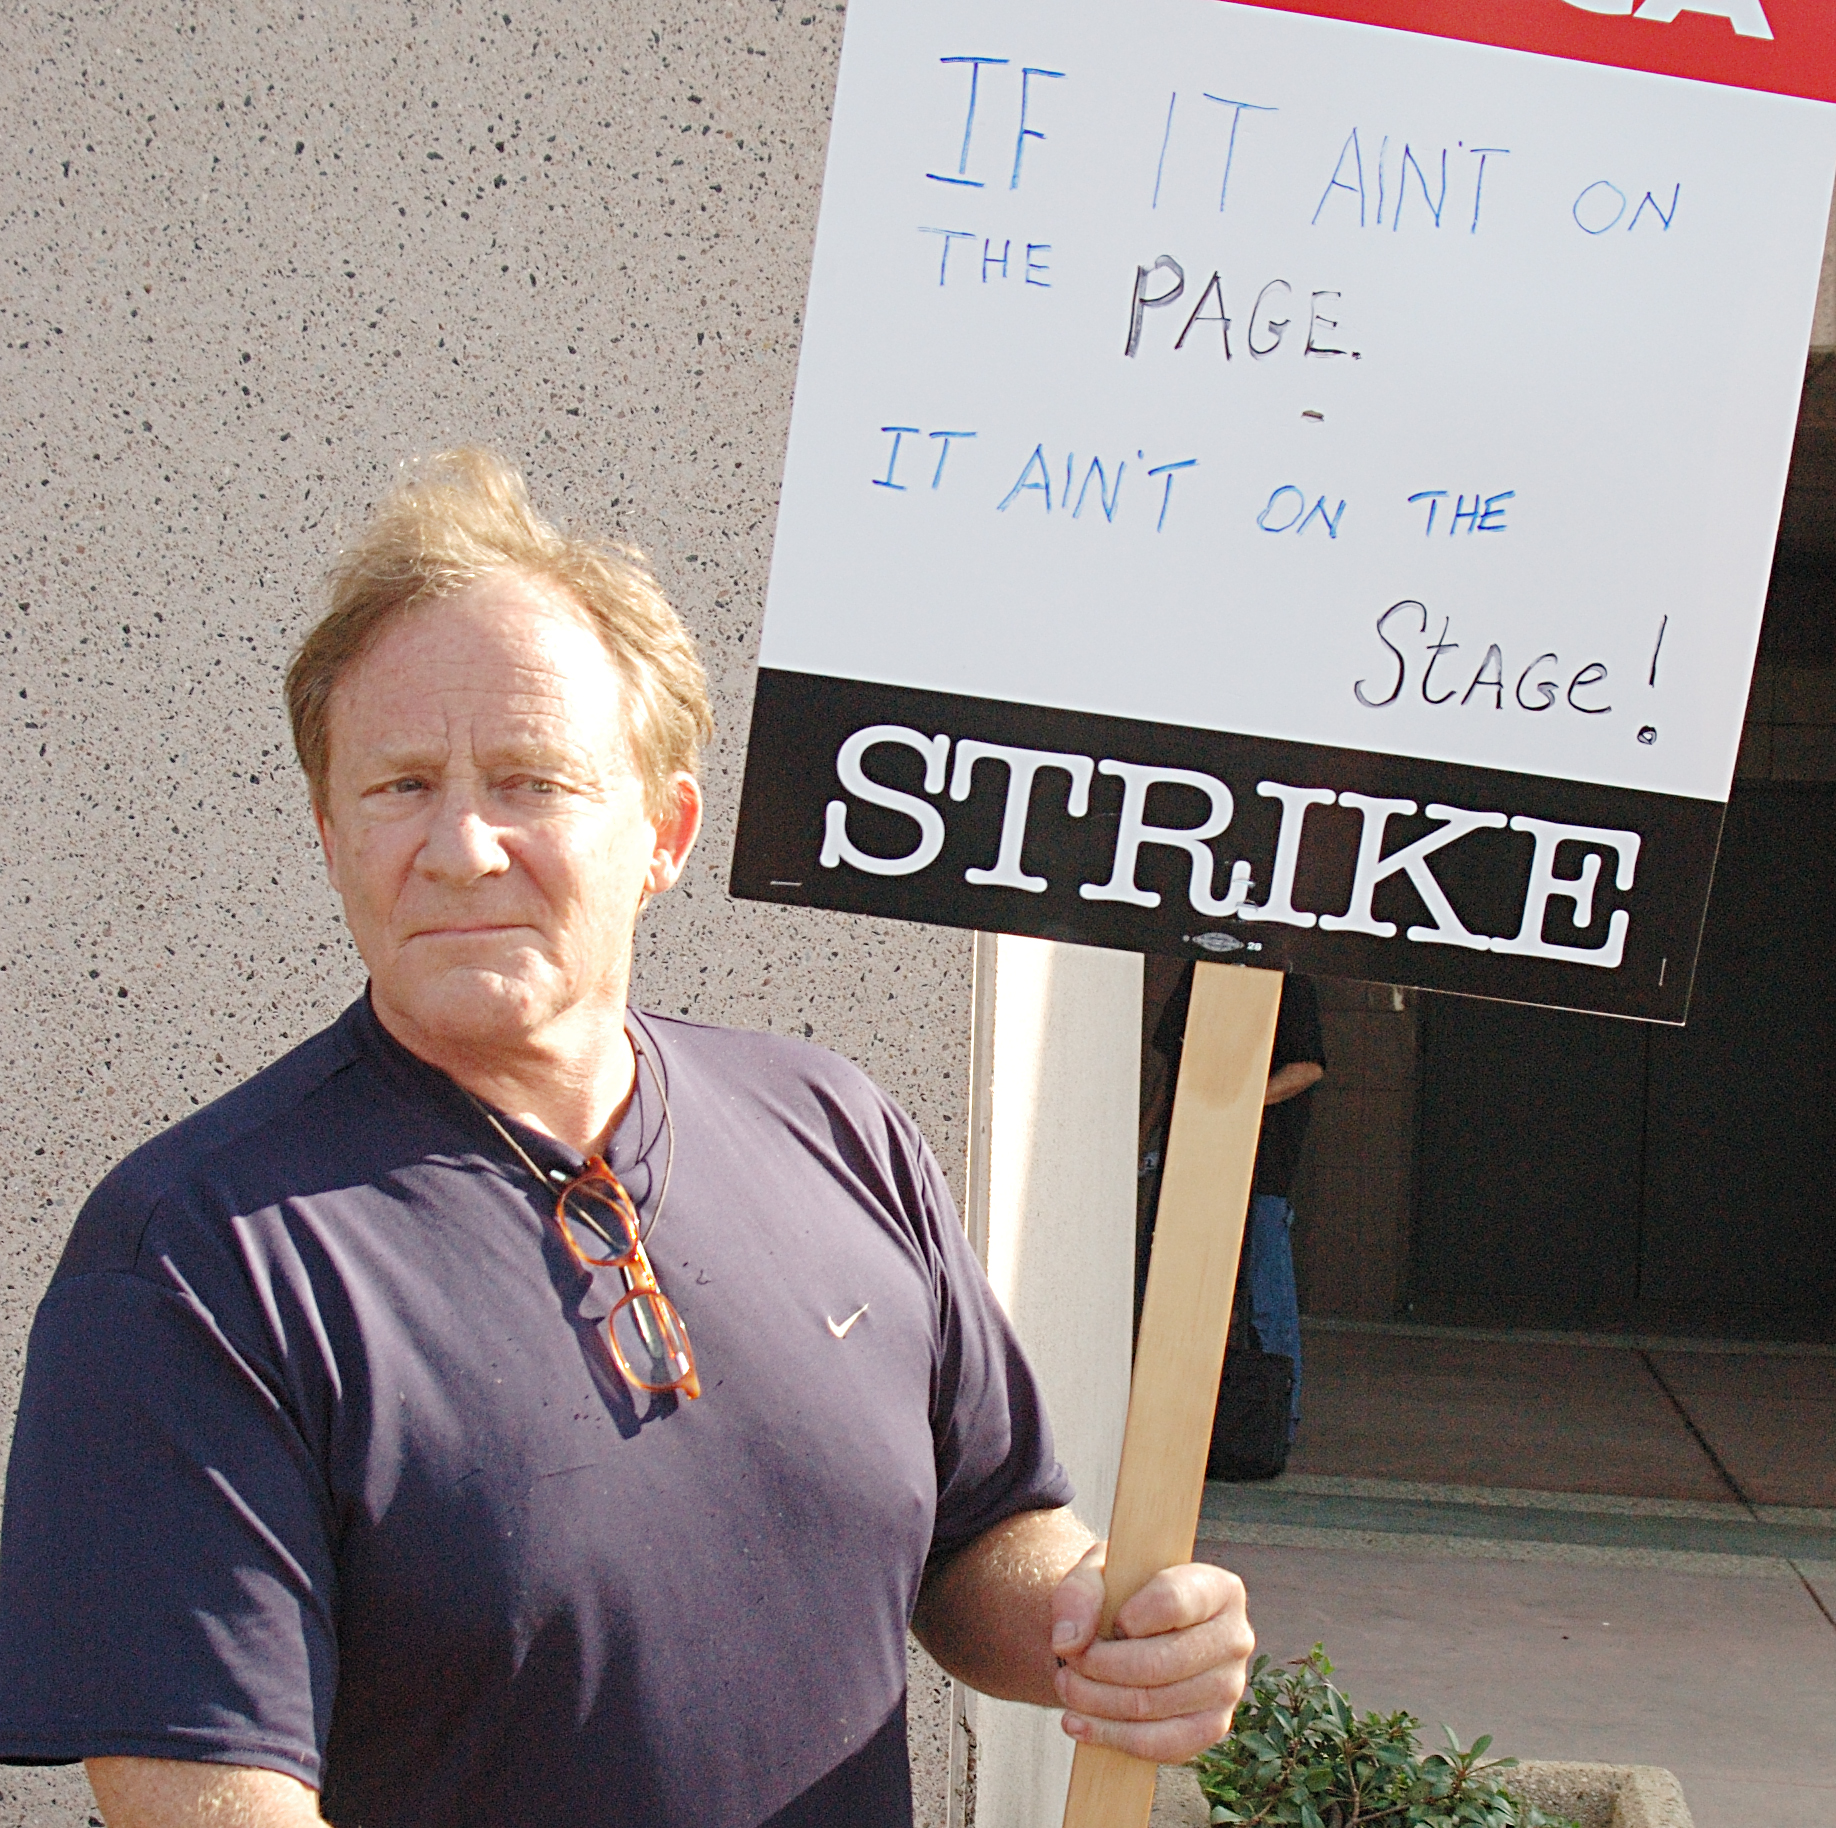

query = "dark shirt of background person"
[1136,962,1325,1322]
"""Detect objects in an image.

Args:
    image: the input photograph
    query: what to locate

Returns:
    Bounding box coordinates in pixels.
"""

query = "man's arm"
[86,1759,323,1828]
[1263,1061,1322,1107]
[912,1507,1255,1764]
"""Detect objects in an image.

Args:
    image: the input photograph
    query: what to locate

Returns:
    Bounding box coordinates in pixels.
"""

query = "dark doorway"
[1408,782,1836,1342]
[1410,993,1647,1331]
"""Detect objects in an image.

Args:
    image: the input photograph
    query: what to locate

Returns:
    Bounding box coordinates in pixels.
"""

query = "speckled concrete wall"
[0,4,969,1822]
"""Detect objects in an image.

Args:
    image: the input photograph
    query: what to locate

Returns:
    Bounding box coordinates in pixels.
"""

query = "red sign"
[1225,0,1836,105]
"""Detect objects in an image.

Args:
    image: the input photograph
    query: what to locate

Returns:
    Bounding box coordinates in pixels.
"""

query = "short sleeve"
[0,1268,337,1782]
[905,1129,1075,1565]
[1271,975,1324,1073]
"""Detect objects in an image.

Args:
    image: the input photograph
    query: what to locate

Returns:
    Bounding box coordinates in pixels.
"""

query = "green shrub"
[1191,1647,1579,1828]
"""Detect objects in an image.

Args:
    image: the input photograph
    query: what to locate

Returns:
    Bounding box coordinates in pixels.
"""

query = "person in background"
[1138,962,1325,1443]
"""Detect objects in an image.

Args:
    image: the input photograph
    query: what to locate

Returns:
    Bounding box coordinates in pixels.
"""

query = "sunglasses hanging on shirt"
[468,1030,699,1400]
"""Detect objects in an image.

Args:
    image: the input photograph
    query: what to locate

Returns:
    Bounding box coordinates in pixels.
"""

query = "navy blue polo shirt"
[0,997,1070,1827]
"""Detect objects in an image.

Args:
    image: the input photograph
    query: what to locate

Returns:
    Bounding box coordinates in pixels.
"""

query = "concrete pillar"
[954,935,1141,1828]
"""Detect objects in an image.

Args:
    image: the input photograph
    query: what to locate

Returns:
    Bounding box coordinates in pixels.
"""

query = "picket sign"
[733,0,1836,1023]
[1061,961,1281,1828]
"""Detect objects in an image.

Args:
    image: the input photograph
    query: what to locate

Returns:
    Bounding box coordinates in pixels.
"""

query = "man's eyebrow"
[348,731,609,780]
[478,736,601,772]
[360,742,448,774]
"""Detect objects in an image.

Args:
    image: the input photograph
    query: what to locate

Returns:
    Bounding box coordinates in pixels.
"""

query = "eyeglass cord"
[463,1024,676,1253]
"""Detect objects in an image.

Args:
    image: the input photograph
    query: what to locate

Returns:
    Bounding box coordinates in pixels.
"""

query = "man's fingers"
[1112,1562,1244,1641]
[1064,1602,1254,1691]
[1056,1612,1253,1722]
[1059,1707,1238,1765]
[1049,1541,1107,1660]
[1052,1558,1255,1761]
[1048,1553,1253,1769]
[1054,1657,1241,1724]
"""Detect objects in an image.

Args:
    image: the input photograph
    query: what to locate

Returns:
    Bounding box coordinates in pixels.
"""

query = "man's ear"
[314,800,343,895]
[646,772,704,896]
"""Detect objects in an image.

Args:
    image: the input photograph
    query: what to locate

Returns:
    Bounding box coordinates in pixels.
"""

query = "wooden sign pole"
[1061,960,1283,1828]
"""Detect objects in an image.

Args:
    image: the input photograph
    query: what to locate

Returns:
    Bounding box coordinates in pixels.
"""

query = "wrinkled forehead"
[325,575,634,772]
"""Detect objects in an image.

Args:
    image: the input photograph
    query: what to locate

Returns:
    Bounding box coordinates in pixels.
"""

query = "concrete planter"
[1150,1759,1693,1827]
[1151,1766,1210,1826]
[1508,1762,1693,1828]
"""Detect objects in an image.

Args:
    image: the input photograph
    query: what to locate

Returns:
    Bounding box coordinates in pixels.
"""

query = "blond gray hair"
[286,448,712,815]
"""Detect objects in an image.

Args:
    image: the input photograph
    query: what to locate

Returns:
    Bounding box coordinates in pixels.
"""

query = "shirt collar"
[342,988,668,1195]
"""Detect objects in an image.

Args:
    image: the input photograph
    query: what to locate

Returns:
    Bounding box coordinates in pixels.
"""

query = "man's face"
[315,572,700,1067]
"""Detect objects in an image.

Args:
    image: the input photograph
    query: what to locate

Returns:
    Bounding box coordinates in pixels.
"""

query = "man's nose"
[417,787,512,881]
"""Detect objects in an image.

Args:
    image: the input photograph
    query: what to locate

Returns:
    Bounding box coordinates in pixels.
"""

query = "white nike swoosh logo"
[826,1303,870,1340]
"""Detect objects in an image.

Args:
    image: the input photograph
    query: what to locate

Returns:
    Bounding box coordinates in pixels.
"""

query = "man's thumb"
[1050,1541,1107,1656]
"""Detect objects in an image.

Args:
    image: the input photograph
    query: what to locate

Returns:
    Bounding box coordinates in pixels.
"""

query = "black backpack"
[1207,1264,1294,1483]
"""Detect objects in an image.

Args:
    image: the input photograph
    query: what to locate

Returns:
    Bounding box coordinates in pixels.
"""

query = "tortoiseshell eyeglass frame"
[554,1158,700,1401]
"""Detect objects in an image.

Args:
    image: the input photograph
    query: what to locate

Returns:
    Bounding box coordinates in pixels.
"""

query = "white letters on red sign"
[1562,0,1774,38]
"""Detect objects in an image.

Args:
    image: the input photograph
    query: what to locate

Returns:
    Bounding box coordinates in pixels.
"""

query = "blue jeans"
[1247,1194,1302,1439]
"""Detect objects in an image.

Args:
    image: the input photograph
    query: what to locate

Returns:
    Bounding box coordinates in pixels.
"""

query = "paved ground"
[1289,1322,1836,1507]
[1198,1320,1836,1828]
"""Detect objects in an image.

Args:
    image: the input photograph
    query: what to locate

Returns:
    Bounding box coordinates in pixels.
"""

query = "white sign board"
[734,0,1836,1020]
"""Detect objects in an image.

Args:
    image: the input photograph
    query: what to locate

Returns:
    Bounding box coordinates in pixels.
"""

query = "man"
[1139,963,1325,1445]
[0,450,1254,1828]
